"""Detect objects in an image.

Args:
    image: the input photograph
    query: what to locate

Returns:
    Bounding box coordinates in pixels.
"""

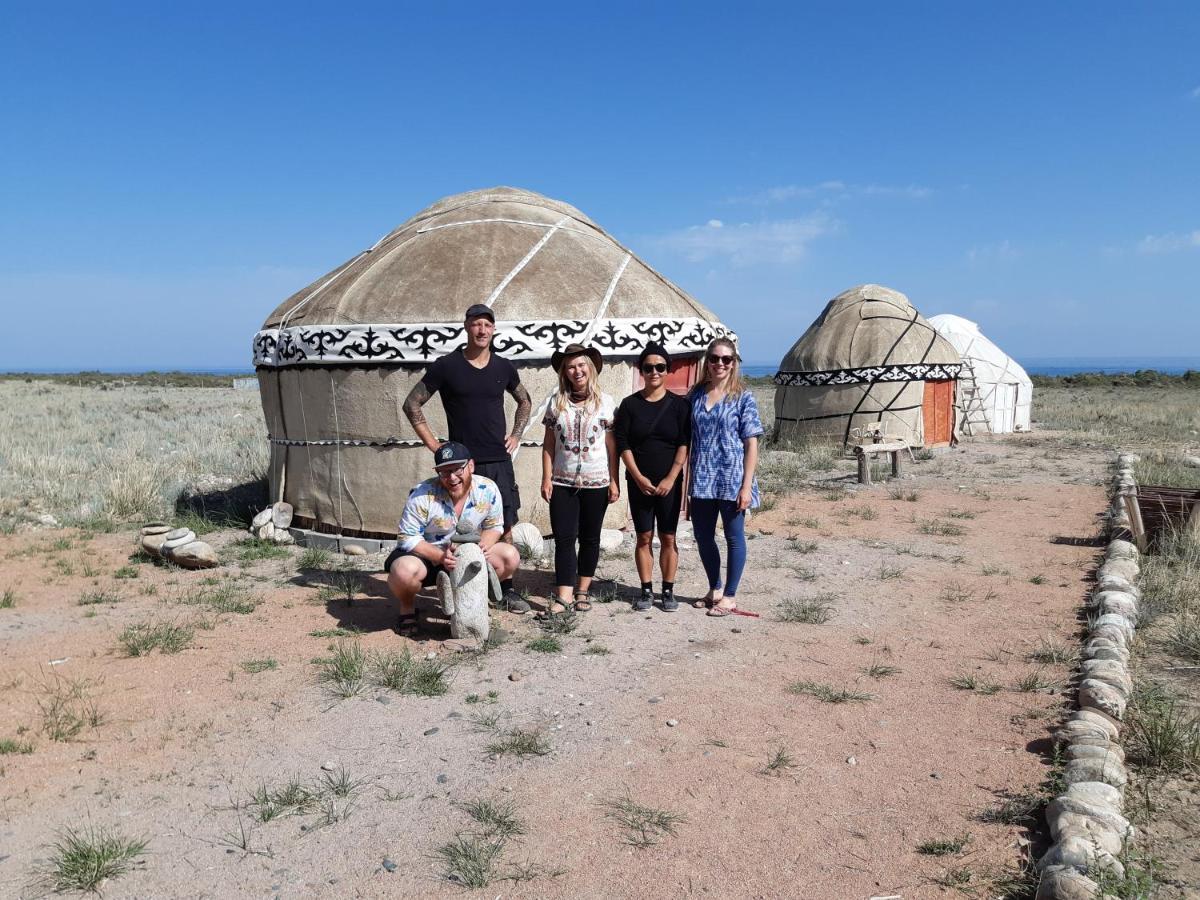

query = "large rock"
[598,529,624,552]
[1079,678,1128,720]
[1094,613,1135,642]
[1038,835,1124,878]
[256,521,275,541]
[1080,660,1133,696]
[140,523,171,536]
[1082,640,1129,664]
[162,528,197,550]
[1066,781,1124,811]
[1088,623,1130,650]
[1046,795,1131,845]
[1096,574,1140,598]
[271,529,294,545]
[1097,558,1138,583]
[1063,757,1127,789]
[1093,592,1139,623]
[1065,743,1126,766]
[510,522,545,561]
[169,540,219,569]
[251,508,274,529]
[141,532,168,558]
[1067,709,1121,741]
[272,501,294,529]
[1034,865,1101,900]
[1105,539,1138,562]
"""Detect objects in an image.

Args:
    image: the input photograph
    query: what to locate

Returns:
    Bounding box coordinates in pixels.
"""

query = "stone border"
[1036,452,1141,897]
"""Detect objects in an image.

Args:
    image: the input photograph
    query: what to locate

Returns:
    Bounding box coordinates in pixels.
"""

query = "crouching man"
[384,442,521,636]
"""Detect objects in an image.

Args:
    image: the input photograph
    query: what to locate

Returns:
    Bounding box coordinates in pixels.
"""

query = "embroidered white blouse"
[543,393,616,488]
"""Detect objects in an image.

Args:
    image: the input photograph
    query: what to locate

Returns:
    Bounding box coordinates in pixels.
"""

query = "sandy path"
[0,434,1105,898]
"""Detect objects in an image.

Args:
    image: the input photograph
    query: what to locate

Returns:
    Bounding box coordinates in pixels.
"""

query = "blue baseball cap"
[434,441,472,469]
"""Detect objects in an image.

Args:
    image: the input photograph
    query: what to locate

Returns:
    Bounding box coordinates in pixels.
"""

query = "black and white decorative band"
[252,317,734,367]
[267,436,542,448]
[773,362,962,387]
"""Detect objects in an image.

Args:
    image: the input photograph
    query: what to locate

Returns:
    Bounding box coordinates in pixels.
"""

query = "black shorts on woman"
[613,391,691,535]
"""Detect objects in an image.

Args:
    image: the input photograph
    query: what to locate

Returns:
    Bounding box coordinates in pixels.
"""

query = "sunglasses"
[641,363,668,374]
[707,354,735,365]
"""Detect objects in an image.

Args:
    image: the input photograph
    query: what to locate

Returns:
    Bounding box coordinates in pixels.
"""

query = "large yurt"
[927,314,1033,433]
[253,187,732,545]
[773,284,963,448]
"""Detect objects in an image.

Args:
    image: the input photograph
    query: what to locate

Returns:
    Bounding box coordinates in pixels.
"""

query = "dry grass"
[1033,382,1200,449]
[0,381,266,530]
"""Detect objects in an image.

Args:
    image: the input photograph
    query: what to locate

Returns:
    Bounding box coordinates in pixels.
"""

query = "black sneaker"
[661,589,679,612]
[634,589,653,612]
[501,589,531,615]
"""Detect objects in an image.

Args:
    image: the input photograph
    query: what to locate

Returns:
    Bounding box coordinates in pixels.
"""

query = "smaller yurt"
[773,284,963,448]
[927,314,1032,433]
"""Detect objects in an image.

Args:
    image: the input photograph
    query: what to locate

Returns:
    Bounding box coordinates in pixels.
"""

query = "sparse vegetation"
[919,519,966,537]
[297,547,333,569]
[35,672,104,741]
[234,537,290,562]
[240,658,279,674]
[1029,636,1077,665]
[486,726,552,758]
[180,580,261,614]
[938,581,974,604]
[0,737,34,754]
[949,672,1001,695]
[435,834,505,888]
[37,823,147,894]
[917,833,970,856]
[370,648,452,697]
[461,797,525,839]
[787,680,873,704]
[1013,670,1056,692]
[778,594,835,624]
[583,643,611,656]
[877,563,905,581]
[1028,573,1047,585]
[761,745,795,776]
[861,660,900,679]
[1,587,17,608]
[118,620,194,656]
[78,588,120,606]
[787,537,819,554]
[526,636,562,653]
[314,640,367,698]
[537,606,578,635]
[604,796,684,849]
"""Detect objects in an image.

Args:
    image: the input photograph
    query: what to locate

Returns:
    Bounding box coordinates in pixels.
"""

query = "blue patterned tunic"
[688,389,765,506]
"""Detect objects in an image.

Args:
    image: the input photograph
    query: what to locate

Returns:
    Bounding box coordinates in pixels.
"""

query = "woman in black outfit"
[613,342,692,612]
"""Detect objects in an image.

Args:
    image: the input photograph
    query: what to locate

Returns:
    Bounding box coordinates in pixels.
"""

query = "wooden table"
[853,440,907,485]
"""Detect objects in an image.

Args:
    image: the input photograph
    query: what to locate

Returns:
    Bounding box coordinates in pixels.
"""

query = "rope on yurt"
[417,218,604,244]
[580,253,632,344]
[279,253,367,330]
[838,305,922,446]
[297,380,318,502]
[327,372,366,531]
[484,217,570,308]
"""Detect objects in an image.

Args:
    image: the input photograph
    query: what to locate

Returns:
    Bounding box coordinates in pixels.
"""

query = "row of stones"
[139,524,218,569]
[1036,452,1142,899]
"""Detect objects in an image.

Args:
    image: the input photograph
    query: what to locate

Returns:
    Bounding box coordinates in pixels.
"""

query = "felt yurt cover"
[253,186,732,539]
[773,284,962,447]
[927,314,1032,433]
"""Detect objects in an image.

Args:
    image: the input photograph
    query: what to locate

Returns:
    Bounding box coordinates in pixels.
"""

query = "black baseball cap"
[464,303,495,323]
[433,441,472,469]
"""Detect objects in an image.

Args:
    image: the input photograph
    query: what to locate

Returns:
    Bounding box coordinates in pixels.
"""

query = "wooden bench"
[854,440,907,485]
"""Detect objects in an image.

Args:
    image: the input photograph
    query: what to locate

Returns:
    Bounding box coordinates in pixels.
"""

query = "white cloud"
[652,214,836,265]
[966,240,1019,263]
[1137,230,1200,253]
[732,181,930,205]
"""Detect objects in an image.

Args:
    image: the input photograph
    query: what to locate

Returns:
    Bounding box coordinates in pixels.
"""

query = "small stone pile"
[139,524,219,569]
[1036,452,1141,899]
[249,501,294,545]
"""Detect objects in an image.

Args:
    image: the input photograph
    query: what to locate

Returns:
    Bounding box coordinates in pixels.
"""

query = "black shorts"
[383,547,444,587]
[474,458,520,531]
[626,476,683,535]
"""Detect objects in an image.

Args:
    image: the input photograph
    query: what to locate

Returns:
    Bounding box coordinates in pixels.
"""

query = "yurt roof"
[775,284,961,387]
[927,314,1031,387]
[254,187,730,368]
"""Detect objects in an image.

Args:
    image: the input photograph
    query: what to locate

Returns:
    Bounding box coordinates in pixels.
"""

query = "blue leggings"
[690,498,747,598]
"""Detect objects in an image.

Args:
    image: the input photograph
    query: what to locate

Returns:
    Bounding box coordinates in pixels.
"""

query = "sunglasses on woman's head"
[707,354,735,365]
[641,363,668,374]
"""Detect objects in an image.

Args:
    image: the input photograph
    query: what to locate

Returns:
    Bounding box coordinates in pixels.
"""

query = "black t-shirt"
[613,392,692,482]
[421,350,520,463]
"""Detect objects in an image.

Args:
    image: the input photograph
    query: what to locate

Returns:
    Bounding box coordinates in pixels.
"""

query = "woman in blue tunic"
[688,337,764,616]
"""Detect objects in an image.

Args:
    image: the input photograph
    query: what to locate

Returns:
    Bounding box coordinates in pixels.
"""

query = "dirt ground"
[0,432,1110,899]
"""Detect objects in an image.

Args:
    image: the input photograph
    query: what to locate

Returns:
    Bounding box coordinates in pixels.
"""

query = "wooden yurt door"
[994,382,1018,433]
[922,379,955,447]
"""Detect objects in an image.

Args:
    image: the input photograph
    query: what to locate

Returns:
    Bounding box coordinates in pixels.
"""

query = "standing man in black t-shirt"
[402,303,533,614]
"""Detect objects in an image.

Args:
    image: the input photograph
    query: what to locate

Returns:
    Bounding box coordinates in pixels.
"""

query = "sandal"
[395,611,421,635]
[707,602,737,618]
[573,591,592,612]
[537,600,569,619]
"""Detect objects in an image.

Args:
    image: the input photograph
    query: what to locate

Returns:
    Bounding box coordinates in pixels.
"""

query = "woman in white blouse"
[540,343,619,613]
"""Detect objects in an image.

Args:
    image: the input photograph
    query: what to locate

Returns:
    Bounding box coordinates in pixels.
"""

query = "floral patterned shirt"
[543,393,616,488]
[396,474,504,553]
[688,388,765,506]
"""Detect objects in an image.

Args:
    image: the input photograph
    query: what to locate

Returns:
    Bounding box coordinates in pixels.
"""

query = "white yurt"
[253,187,733,546]
[773,284,963,448]
[927,314,1032,434]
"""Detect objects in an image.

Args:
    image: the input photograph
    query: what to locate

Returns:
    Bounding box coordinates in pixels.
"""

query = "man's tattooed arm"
[402,381,440,452]
[508,382,532,441]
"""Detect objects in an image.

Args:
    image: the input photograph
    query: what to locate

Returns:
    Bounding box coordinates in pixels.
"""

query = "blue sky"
[2,2,1198,369]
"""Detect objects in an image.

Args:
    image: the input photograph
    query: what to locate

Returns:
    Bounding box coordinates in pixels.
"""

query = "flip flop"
[707,604,736,617]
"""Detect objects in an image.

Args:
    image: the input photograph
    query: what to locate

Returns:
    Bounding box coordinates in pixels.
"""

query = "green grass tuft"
[118,621,194,656]
[526,636,562,653]
[787,680,873,704]
[39,824,147,894]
